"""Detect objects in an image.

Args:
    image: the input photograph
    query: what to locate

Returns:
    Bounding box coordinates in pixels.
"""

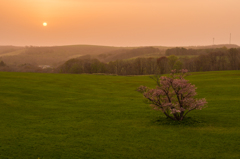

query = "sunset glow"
[1,0,240,46]
[43,22,47,27]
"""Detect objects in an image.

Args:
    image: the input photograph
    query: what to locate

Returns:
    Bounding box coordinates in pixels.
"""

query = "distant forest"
[56,48,240,75]
[0,45,239,75]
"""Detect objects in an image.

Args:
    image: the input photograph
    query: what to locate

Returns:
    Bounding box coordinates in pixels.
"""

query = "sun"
[43,22,47,26]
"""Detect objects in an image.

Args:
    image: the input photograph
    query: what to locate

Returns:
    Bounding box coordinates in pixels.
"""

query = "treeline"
[56,48,240,75]
[166,47,229,56]
[0,61,53,73]
[56,57,159,75]
[183,48,240,72]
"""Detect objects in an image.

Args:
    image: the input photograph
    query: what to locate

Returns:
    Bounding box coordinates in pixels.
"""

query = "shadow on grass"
[151,116,207,127]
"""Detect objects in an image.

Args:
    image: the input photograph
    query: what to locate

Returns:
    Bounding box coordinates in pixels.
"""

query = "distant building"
[38,65,51,69]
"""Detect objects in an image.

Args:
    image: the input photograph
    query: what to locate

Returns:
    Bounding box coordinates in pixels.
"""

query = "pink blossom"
[138,69,207,121]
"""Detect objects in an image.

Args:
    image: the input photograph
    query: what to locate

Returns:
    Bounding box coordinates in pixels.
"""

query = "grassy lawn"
[0,71,239,159]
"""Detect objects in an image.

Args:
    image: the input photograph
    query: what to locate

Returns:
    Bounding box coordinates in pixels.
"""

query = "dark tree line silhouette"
[56,48,240,75]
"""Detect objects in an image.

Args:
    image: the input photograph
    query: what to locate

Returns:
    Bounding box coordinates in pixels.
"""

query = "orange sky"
[1,0,240,46]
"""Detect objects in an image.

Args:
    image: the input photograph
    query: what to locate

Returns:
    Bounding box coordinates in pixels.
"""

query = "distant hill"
[0,45,121,66]
[96,47,163,62]
[0,45,164,66]
[0,44,239,67]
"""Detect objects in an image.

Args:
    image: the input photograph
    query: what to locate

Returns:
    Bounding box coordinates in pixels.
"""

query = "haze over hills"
[0,45,122,66]
[0,44,239,67]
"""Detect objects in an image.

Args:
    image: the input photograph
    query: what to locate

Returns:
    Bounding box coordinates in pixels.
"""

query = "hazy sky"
[1,0,240,46]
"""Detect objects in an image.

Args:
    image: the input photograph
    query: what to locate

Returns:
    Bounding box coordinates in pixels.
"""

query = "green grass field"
[0,71,239,159]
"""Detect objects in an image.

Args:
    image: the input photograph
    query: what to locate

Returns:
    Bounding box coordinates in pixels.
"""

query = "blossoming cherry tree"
[138,69,207,121]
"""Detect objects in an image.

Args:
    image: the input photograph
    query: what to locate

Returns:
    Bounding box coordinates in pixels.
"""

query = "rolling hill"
[0,44,238,67]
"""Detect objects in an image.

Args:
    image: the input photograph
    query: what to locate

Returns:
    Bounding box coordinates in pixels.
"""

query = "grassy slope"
[0,46,23,55]
[0,49,26,57]
[0,71,239,159]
